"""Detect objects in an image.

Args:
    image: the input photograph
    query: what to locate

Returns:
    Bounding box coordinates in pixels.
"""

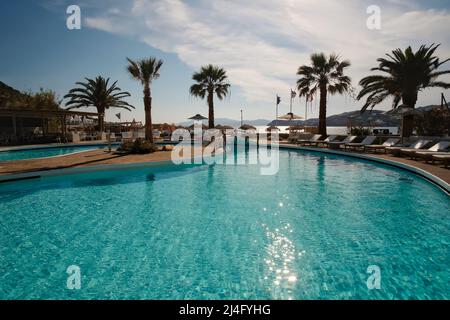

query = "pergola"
[0,108,100,137]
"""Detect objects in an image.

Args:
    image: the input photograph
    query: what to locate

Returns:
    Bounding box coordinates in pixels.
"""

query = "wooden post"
[42,117,46,137]
[12,115,17,136]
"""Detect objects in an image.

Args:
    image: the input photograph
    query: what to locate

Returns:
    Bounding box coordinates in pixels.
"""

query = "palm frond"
[297,52,351,97]
[64,76,134,113]
[189,65,230,101]
[358,43,450,111]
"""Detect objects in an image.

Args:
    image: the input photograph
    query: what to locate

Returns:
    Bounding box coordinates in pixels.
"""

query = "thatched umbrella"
[278,112,304,132]
[277,112,304,121]
[188,114,208,121]
[266,125,280,132]
[216,124,234,130]
[239,124,257,131]
[215,124,234,134]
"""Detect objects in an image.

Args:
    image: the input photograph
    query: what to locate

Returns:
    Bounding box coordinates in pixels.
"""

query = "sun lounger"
[401,141,449,158]
[363,138,400,153]
[406,141,450,161]
[327,136,357,149]
[287,132,300,143]
[385,139,432,156]
[432,154,450,167]
[344,136,377,151]
[415,151,450,163]
[297,134,322,146]
[311,135,338,147]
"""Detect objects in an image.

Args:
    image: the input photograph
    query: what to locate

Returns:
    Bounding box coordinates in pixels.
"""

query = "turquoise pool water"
[0,148,448,299]
[0,144,117,162]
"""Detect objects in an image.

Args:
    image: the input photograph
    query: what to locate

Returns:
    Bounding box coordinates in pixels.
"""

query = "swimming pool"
[0,144,119,162]
[0,148,448,299]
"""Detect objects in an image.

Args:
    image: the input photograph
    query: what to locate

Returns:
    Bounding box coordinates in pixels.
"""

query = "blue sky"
[1,0,450,124]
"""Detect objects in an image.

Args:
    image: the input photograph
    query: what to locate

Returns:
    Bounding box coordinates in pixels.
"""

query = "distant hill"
[0,81,60,110]
[306,110,401,127]
[180,105,445,128]
[179,110,402,127]
[0,81,28,108]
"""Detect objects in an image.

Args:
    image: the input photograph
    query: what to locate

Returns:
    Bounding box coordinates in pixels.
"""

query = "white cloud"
[83,0,450,115]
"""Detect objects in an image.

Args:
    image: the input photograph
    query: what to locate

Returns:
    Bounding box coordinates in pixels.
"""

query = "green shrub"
[118,139,157,154]
[414,108,450,136]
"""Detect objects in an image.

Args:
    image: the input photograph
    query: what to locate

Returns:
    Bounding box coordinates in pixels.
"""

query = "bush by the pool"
[118,139,158,154]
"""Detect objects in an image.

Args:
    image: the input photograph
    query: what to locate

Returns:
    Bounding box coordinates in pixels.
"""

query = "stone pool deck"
[0,149,175,176]
[360,153,450,184]
[0,146,448,187]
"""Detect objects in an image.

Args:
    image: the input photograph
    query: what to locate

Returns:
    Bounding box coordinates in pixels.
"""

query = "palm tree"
[64,76,134,132]
[358,44,450,112]
[126,57,163,143]
[190,65,230,128]
[297,53,351,135]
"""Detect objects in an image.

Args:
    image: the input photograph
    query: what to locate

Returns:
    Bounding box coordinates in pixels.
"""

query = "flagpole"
[290,89,293,114]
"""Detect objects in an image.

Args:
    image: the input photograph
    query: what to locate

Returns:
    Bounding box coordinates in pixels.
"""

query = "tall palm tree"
[64,76,134,132]
[189,65,230,128]
[358,44,450,112]
[126,57,163,143]
[297,53,351,135]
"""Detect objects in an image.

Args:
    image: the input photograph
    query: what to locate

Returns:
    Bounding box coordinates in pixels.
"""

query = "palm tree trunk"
[97,106,105,132]
[318,85,327,135]
[208,90,214,129]
[400,91,418,137]
[402,92,418,108]
[144,86,153,143]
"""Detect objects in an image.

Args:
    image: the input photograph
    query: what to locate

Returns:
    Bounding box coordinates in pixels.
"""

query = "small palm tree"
[126,57,163,143]
[297,53,351,135]
[190,65,230,128]
[64,76,133,132]
[358,44,450,112]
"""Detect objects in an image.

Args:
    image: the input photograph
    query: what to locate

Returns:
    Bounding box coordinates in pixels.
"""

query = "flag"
[291,89,296,99]
[276,95,281,105]
[116,113,121,120]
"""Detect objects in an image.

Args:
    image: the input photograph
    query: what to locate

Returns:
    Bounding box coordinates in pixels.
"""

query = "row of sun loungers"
[290,134,450,167]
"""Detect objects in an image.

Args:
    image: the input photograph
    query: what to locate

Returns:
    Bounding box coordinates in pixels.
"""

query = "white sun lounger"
[386,139,432,156]
[297,134,322,146]
[345,136,377,151]
[363,138,400,153]
[406,141,450,160]
[327,135,357,149]
[311,135,338,147]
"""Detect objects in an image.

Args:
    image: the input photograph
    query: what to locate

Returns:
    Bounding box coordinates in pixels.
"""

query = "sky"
[1,0,450,124]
